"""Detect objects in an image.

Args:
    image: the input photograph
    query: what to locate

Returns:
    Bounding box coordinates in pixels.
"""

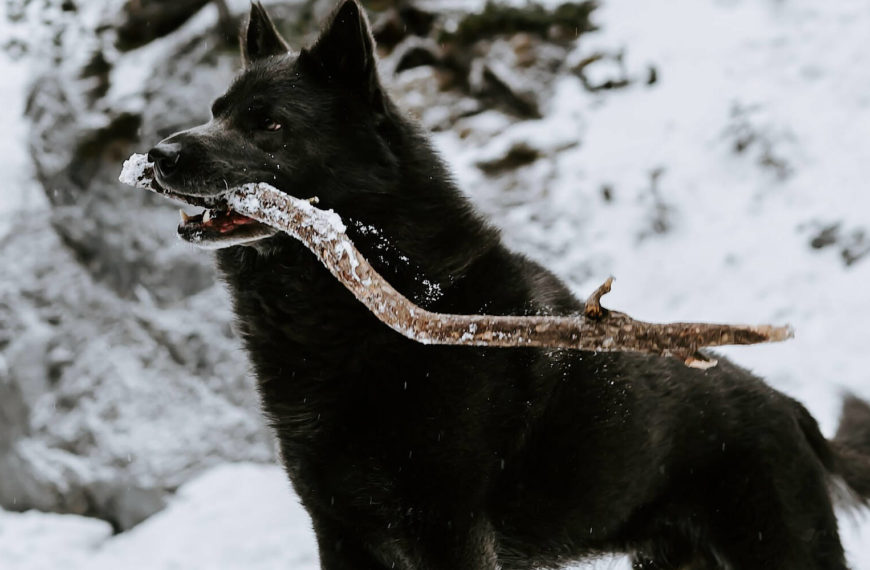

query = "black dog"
[146,2,870,568]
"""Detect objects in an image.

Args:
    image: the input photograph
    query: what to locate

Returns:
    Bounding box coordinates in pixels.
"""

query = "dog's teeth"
[179,209,190,223]
[203,210,212,223]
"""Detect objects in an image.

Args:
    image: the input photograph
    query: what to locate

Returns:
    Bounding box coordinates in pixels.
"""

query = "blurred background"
[1,0,869,568]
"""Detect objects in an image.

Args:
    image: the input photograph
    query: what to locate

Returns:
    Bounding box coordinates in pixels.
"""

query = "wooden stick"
[120,154,793,368]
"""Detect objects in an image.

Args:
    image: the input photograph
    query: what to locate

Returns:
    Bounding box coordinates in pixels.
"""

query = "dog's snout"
[148,142,182,178]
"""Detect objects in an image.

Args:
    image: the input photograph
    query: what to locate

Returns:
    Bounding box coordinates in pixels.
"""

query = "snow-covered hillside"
[0,3,44,233]
[2,0,869,568]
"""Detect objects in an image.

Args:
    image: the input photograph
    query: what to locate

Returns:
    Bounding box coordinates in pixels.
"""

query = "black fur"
[148,2,870,568]
[242,1,289,67]
[833,396,870,501]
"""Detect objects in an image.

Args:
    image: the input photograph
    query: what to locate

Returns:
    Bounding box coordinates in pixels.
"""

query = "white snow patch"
[118,153,152,187]
[0,463,318,570]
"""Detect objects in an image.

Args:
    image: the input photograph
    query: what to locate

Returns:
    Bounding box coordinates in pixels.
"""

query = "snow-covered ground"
[0,464,320,570]
[2,0,870,568]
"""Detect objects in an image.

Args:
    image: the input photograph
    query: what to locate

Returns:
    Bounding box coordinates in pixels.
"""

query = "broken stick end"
[584,276,615,320]
[685,352,719,370]
[755,324,795,343]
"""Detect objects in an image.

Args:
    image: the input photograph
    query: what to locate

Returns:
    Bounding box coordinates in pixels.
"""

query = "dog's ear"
[303,0,383,104]
[241,2,289,66]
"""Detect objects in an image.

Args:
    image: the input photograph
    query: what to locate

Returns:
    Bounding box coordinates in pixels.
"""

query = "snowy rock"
[0,368,28,450]
[4,318,54,409]
[0,215,274,529]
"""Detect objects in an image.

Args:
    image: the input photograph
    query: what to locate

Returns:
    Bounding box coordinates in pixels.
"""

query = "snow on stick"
[120,154,794,368]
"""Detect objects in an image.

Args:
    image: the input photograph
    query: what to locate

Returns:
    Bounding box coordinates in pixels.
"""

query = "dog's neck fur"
[348,117,500,283]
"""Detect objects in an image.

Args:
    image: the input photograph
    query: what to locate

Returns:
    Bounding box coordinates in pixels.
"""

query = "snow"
[5,0,870,568]
[229,183,368,285]
[230,183,348,238]
[0,4,45,238]
[117,153,152,187]
[0,464,319,570]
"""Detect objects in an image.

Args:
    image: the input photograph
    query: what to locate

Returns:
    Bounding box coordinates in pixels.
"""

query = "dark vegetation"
[809,223,870,267]
[439,1,597,46]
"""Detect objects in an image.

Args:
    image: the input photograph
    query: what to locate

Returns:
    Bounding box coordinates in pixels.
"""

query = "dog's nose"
[147,142,182,178]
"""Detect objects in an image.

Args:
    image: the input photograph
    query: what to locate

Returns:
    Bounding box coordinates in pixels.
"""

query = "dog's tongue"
[211,209,258,233]
[180,207,258,233]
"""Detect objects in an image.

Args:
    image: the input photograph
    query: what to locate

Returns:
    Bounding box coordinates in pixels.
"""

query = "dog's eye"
[262,118,282,132]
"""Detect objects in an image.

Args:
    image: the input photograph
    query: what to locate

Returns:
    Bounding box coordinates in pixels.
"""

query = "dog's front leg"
[313,513,500,570]
[312,517,391,570]
[411,516,500,570]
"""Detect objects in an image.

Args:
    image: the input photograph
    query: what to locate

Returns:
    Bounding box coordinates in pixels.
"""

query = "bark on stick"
[120,154,794,369]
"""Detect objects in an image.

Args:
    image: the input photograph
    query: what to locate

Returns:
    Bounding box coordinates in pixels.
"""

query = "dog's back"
[150,2,870,568]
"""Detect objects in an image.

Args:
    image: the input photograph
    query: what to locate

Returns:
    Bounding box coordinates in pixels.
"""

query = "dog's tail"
[829,394,870,502]
[789,395,870,505]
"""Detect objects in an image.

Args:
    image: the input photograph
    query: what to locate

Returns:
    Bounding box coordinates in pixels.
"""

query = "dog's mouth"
[119,154,280,248]
[148,173,278,248]
[175,199,278,249]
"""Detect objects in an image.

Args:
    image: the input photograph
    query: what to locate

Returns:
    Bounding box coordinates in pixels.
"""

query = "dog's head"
[148,0,397,248]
